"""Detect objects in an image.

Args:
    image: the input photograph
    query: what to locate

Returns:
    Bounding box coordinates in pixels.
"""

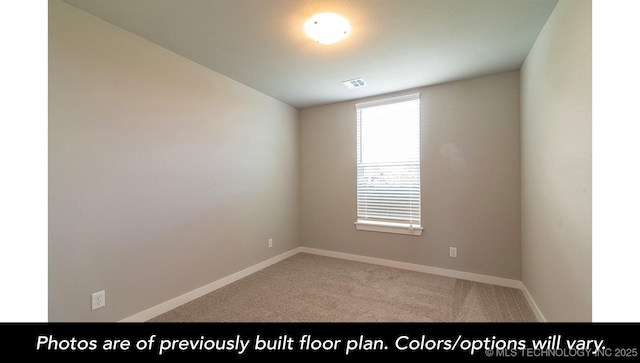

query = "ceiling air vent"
[342,78,367,89]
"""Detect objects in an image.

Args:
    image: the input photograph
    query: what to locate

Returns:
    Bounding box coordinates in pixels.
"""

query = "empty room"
[48,0,592,323]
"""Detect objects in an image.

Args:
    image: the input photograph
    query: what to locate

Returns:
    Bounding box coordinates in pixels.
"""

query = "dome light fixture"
[304,12,351,45]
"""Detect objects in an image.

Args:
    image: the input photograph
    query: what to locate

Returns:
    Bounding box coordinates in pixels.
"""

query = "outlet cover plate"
[91,290,105,310]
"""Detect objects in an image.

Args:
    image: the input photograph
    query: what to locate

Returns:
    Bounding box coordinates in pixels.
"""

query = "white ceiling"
[61,0,559,109]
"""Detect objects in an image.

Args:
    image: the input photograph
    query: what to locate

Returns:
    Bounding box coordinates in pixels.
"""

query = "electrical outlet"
[449,247,457,258]
[91,290,106,310]
[268,238,273,248]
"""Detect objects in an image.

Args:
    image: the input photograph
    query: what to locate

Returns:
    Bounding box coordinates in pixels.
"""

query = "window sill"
[354,221,423,236]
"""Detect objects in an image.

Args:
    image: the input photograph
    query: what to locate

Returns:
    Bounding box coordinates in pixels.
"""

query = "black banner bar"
[2,322,638,361]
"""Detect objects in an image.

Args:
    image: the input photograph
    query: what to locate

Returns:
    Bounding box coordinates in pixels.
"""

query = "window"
[355,93,422,236]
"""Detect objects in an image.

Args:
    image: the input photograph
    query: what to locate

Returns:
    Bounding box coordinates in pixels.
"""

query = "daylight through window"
[355,93,422,236]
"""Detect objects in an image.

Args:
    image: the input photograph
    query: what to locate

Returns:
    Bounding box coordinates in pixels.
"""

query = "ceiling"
[61,0,559,109]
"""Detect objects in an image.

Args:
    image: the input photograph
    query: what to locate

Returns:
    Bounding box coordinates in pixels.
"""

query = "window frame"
[354,93,423,236]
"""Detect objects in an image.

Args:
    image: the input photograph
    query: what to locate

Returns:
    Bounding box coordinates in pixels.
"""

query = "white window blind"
[355,93,422,235]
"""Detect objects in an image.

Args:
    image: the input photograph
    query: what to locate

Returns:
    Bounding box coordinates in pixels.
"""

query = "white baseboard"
[519,282,547,322]
[300,247,522,288]
[119,247,301,322]
[301,247,546,322]
[120,246,545,322]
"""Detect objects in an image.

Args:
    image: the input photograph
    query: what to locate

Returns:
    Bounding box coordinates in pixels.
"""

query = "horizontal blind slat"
[356,96,421,225]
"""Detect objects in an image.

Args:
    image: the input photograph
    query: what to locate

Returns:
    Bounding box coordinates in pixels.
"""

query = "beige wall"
[521,0,592,321]
[49,0,592,323]
[300,71,521,279]
[49,0,299,322]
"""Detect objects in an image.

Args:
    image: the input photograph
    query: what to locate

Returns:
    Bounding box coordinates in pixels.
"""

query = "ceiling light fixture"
[304,13,351,45]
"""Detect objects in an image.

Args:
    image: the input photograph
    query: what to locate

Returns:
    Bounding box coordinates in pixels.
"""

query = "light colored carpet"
[149,253,536,322]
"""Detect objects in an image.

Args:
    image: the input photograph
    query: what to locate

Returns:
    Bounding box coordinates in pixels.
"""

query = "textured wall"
[521,0,592,321]
[300,71,521,280]
[49,0,299,321]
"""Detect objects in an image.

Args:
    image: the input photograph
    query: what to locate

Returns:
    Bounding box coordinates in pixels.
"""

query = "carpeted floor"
[149,253,537,322]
